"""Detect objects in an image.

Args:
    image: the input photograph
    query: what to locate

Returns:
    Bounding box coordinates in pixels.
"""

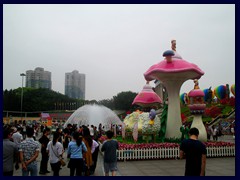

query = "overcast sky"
[3,4,235,101]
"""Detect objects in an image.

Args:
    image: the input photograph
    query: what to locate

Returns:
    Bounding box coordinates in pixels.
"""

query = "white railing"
[116,146,235,161]
[206,146,235,157]
[99,143,235,161]
[117,147,180,161]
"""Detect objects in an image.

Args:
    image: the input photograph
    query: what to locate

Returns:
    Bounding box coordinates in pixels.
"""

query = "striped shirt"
[19,138,40,166]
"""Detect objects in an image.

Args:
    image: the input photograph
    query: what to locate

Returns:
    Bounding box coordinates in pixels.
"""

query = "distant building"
[65,70,85,100]
[26,67,52,89]
[154,80,167,101]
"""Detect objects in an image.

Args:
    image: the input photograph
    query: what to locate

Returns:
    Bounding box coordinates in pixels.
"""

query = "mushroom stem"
[191,114,207,142]
[166,56,172,63]
[164,80,183,139]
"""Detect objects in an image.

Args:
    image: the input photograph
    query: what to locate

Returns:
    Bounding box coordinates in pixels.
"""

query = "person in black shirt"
[39,128,51,174]
[56,128,63,144]
[180,127,207,176]
[101,130,119,176]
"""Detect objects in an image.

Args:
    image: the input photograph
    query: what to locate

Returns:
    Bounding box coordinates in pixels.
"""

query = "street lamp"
[20,73,26,121]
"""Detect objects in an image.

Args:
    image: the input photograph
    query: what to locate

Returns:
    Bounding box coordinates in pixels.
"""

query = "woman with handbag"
[67,132,87,176]
[82,127,93,176]
[46,132,64,176]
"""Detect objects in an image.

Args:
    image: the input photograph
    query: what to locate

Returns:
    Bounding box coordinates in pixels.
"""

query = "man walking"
[3,127,19,176]
[180,127,207,176]
[19,127,40,176]
[101,130,119,176]
[39,127,51,174]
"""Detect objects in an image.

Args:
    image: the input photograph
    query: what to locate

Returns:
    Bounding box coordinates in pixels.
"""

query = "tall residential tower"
[26,67,52,89]
[65,70,85,100]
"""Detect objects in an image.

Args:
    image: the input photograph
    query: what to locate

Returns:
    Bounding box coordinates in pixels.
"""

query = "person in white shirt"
[90,139,99,175]
[12,127,23,149]
[211,125,218,141]
[89,125,94,138]
[46,132,64,176]
[230,124,235,139]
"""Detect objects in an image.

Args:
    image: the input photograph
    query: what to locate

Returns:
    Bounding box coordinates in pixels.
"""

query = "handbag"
[51,142,66,167]
[59,158,66,166]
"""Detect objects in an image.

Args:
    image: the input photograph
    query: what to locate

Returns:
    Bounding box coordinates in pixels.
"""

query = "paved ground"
[13,135,235,176]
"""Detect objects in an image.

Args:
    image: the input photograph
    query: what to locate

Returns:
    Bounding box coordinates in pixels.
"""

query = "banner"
[41,112,50,118]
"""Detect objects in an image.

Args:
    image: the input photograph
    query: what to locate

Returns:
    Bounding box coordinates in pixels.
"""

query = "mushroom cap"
[163,50,182,59]
[144,58,204,82]
[163,50,175,57]
[132,83,162,107]
[188,89,205,97]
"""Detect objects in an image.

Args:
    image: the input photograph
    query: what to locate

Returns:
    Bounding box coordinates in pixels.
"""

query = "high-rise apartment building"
[26,67,52,89]
[65,70,85,100]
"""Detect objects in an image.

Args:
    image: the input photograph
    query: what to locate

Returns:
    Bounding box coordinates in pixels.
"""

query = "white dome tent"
[64,104,123,130]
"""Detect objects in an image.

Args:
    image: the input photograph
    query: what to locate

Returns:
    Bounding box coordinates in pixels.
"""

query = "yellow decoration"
[149,119,154,125]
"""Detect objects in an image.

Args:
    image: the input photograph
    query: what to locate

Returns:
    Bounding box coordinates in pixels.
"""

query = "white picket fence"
[206,146,235,157]
[116,146,235,161]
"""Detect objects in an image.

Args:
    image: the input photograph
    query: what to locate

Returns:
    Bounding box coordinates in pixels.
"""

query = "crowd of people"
[205,122,235,141]
[3,122,119,176]
[3,120,235,177]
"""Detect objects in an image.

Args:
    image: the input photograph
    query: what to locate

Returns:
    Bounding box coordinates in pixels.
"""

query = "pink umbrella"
[144,40,204,138]
[132,82,162,107]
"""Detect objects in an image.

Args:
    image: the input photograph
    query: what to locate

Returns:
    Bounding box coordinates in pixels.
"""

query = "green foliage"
[202,116,212,123]
[221,106,233,115]
[186,116,193,123]
[98,99,114,109]
[3,88,138,113]
[3,88,79,112]
[113,91,138,111]
[181,106,191,117]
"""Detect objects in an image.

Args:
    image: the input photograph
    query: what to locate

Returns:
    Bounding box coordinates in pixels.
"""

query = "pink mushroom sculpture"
[132,82,162,107]
[188,79,207,142]
[144,40,204,139]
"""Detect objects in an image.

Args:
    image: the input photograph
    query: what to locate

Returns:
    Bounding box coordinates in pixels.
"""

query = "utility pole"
[20,73,26,121]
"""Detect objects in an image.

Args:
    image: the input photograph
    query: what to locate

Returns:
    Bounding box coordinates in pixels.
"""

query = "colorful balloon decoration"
[214,85,227,100]
[231,84,235,96]
[203,88,214,102]
[180,93,188,105]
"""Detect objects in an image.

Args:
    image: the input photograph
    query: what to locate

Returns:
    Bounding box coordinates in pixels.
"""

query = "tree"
[113,91,137,111]
[98,99,114,109]
[3,88,81,112]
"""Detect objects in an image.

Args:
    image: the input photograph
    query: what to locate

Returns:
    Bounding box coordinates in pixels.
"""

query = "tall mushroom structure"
[144,40,204,138]
[188,79,207,142]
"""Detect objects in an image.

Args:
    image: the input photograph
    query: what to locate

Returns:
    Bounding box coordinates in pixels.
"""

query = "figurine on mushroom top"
[144,40,204,139]
[188,79,206,114]
[188,80,207,142]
